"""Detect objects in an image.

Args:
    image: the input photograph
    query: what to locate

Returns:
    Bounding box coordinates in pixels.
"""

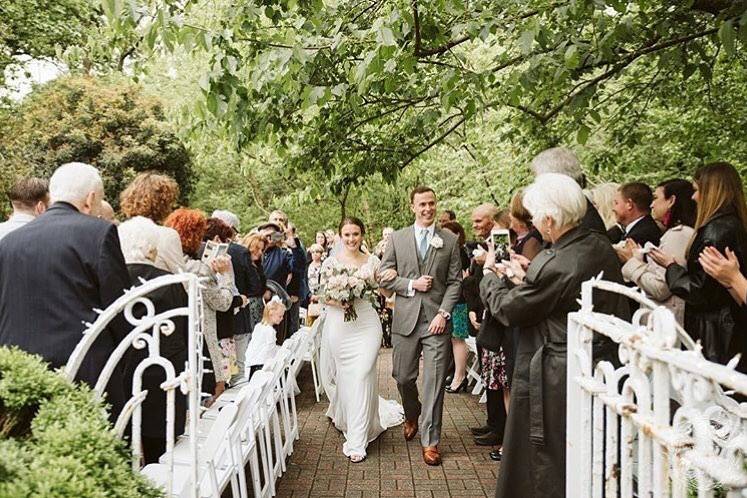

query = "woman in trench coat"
[480,173,630,498]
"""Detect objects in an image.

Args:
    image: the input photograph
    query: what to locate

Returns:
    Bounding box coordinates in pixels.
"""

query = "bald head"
[471,203,497,239]
[98,200,116,224]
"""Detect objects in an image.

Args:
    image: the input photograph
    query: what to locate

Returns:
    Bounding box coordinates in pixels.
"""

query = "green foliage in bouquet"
[0,347,162,498]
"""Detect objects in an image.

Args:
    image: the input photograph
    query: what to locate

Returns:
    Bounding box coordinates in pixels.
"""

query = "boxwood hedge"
[0,347,162,497]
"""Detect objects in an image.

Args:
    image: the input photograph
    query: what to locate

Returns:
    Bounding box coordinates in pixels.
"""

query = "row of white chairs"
[142,325,317,497]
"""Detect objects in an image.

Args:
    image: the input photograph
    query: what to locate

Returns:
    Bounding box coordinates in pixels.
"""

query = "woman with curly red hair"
[120,172,184,273]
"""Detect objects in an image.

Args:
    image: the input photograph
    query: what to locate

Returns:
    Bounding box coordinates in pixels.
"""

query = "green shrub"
[0,347,162,498]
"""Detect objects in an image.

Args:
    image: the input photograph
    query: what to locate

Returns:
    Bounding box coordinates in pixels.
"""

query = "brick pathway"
[276,348,498,497]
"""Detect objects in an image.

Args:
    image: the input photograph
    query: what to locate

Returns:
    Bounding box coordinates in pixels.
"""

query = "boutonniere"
[430,235,443,249]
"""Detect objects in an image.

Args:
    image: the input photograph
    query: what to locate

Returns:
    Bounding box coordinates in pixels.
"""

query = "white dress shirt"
[0,213,35,242]
[245,322,279,367]
[624,216,645,236]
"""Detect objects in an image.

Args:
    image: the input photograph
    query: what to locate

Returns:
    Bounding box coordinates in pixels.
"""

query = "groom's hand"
[428,314,447,334]
[412,275,433,292]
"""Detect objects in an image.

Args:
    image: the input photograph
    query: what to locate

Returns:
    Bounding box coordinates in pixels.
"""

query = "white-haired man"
[529,146,606,233]
[0,162,129,417]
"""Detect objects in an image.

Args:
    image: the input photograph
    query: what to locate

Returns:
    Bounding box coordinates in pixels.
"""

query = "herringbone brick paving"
[276,348,498,497]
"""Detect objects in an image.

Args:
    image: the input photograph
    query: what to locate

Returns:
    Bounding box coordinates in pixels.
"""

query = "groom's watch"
[438,310,451,321]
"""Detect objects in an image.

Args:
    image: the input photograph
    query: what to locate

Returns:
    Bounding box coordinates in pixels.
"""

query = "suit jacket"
[0,202,130,411]
[380,225,463,336]
[228,241,253,334]
[624,215,662,247]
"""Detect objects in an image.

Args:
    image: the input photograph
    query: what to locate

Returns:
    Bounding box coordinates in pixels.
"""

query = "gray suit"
[380,225,462,446]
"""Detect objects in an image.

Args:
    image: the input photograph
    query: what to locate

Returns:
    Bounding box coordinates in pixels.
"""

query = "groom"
[380,186,463,466]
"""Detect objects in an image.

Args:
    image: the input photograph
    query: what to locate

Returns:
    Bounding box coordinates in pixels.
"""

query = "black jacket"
[666,211,747,369]
[227,242,253,335]
[481,227,629,498]
[0,202,130,413]
[609,214,662,247]
[124,263,188,441]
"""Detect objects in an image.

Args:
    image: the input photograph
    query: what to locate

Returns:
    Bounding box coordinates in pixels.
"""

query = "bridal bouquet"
[320,261,378,322]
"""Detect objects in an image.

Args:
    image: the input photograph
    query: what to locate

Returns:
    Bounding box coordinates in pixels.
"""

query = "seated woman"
[245,297,286,377]
[481,174,629,498]
[118,216,189,464]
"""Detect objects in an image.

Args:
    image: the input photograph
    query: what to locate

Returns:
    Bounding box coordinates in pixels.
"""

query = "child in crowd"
[245,297,286,378]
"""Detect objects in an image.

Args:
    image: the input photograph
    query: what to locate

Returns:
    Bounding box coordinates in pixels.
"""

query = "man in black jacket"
[0,162,129,417]
[610,182,662,247]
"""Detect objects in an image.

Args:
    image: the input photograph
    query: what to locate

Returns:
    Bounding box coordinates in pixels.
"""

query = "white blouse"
[246,323,279,367]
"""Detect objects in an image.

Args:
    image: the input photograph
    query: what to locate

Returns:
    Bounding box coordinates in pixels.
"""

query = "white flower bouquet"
[320,261,378,322]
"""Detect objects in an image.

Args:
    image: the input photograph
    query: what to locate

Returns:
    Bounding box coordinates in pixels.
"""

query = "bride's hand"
[378,269,398,283]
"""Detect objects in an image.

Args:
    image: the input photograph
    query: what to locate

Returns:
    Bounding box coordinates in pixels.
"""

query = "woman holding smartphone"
[615,179,696,325]
[650,162,747,369]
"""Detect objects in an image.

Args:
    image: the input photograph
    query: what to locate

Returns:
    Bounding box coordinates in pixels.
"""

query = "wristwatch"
[438,310,451,320]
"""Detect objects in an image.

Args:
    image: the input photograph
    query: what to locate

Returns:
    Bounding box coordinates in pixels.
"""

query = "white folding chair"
[465,336,484,396]
[142,404,240,497]
[303,318,324,402]
[262,348,291,481]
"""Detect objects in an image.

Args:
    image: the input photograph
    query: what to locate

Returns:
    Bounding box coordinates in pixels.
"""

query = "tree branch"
[400,114,466,169]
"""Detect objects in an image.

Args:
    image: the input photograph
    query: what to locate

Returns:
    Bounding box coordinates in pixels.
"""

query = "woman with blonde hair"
[588,182,620,231]
[651,162,747,370]
[245,297,286,378]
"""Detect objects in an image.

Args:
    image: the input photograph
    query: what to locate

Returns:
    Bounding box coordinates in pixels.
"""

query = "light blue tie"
[418,229,429,261]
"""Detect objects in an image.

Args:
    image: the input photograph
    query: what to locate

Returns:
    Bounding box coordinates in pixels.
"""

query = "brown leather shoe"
[422,446,441,466]
[403,419,418,441]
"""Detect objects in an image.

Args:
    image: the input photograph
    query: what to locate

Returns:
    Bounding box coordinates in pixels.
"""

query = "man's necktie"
[419,229,429,261]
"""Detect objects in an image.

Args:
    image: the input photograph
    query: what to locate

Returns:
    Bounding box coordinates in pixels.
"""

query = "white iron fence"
[567,277,747,498]
[64,273,204,498]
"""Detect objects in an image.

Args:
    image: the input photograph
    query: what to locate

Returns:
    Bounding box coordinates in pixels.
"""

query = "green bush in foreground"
[0,347,162,498]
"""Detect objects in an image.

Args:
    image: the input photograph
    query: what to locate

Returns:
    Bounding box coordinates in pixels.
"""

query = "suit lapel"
[423,227,440,275]
[406,226,420,270]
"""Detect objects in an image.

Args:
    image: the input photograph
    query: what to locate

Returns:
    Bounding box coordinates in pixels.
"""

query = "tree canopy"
[0,76,193,216]
[97,0,746,191]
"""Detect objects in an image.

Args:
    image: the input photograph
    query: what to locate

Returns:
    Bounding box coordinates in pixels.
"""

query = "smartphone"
[491,229,511,262]
[639,241,660,254]
[201,240,230,264]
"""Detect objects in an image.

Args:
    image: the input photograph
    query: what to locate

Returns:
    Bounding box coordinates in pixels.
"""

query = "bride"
[319,216,404,462]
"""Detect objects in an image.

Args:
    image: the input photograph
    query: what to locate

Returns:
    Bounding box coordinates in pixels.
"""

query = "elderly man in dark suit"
[0,162,130,416]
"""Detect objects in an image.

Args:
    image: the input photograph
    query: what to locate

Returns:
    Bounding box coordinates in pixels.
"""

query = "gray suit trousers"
[391,311,452,447]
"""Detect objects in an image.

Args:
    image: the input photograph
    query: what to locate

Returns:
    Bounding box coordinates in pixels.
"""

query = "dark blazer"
[0,202,130,412]
[227,241,253,335]
[615,215,662,247]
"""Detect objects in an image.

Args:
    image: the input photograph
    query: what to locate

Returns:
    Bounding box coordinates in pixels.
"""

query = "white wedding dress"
[319,254,404,458]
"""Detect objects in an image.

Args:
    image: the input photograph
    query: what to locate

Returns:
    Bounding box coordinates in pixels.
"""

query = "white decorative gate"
[567,277,747,498]
[64,273,204,498]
